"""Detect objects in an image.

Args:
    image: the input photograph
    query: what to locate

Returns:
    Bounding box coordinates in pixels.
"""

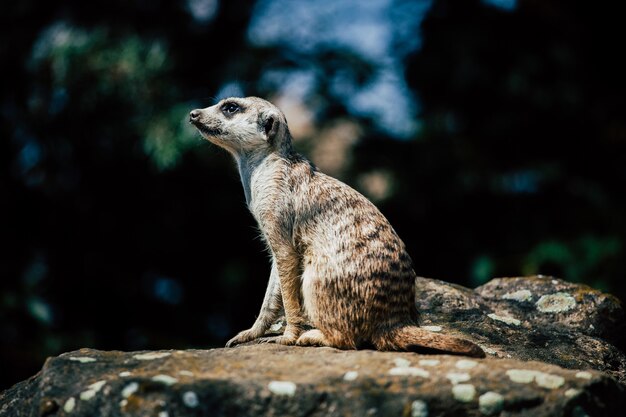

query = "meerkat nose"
[189,109,201,123]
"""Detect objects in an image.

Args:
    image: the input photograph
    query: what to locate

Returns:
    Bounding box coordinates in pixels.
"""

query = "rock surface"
[0,346,623,417]
[1,275,625,417]
[415,275,626,384]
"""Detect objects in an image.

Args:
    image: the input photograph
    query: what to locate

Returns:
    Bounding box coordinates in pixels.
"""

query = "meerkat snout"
[189,106,226,141]
[189,109,201,123]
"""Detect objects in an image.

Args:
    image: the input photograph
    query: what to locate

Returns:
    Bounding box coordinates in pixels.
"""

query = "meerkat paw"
[254,335,297,345]
[253,335,281,344]
[255,325,302,346]
[295,329,330,347]
[225,328,266,348]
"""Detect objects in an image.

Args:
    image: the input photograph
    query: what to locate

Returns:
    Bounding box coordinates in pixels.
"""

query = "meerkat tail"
[373,326,485,358]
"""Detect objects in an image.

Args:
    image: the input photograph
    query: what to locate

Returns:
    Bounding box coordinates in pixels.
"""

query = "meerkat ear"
[261,112,280,144]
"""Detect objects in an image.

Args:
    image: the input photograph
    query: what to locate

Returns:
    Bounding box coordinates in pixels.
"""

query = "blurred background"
[1,0,625,390]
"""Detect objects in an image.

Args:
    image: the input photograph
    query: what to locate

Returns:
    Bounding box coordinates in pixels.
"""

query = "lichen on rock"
[536,292,577,313]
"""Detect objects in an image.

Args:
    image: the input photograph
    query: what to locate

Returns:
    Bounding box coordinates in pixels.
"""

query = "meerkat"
[189,97,484,357]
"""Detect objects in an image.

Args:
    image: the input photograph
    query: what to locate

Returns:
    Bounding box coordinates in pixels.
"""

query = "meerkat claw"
[225,328,264,347]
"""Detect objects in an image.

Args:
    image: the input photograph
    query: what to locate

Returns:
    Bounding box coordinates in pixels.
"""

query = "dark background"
[2,0,625,390]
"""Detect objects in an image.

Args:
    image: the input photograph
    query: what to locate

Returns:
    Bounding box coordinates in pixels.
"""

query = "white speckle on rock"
[452,384,476,402]
[389,367,430,378]
[80,380,107,401]
[121,382,139,398]
[86,380,106,391]
[565,388,582,398]
[393,357,411,368]
[269,322,284,332]
[420,325,442,332]
[506,369,565,389]
[343,371,359,381]
[411,400,428,417]
[158,412,169,417]
[478,391,504,415]
[133,352,171,360]
[119,371,132,377]
[456,359,478,370]
[119,399,128,408]
[446,372,471,385]
[536,292,577,313]
[268,380,297,396]
[418,359,440,367]
[151,374,178,385]
[183,391,199,408]
[535,373,565,389]
[480,346,497,355]
[179,370,194,377]
[63,397,76,413]
[502,289,532,302]
[487,313,521,326]
[68,356,97,363]
[576,371,593,380]
[506,369,539,384]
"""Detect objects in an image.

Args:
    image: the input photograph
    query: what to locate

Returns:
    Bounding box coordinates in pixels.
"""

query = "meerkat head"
[189,97,291,156]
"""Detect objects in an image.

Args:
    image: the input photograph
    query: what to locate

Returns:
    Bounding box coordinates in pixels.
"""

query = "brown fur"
[190,97,485,358]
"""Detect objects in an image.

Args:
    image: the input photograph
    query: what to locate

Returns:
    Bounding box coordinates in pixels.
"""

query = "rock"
[415,275,626,384]
[1,275,625,416]
[475,276,625,346]
[0,346,624,417]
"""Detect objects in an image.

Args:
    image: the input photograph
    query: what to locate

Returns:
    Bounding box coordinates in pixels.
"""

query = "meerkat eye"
[221,102,241,114]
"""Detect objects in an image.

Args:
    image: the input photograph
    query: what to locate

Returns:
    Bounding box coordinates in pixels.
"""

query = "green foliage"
[28,22,198,169]
[471,255,495,286]
[30,23,171,104]
[523,236,622,287]
[142,104,201,170]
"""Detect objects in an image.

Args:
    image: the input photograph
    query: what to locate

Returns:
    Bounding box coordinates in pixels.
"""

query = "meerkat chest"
[248,163,291,228]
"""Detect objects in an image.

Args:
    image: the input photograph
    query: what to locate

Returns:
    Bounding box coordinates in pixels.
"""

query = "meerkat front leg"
[266,247,307,345]
[225,261,283,347]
